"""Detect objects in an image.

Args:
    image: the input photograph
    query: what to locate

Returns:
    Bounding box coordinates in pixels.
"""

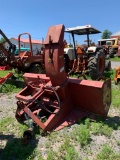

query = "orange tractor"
[114,40,120,85]
[15,24,111,140]
[0,29,45,73]
[114,67,120,85]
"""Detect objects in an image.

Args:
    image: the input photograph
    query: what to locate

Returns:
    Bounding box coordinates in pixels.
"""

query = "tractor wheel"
[105,60,111,71]
[88,51,105,80]
[109,48,114,58]
[64,54,70,73]
[29,64,44,74]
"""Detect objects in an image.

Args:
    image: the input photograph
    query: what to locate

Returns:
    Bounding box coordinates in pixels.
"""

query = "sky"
[0,0,120,45]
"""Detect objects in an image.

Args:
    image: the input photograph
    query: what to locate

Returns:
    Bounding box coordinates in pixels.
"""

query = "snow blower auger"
[15,24,111,140]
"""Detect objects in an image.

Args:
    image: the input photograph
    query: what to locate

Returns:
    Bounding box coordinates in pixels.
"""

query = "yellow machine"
[98,36,120,58]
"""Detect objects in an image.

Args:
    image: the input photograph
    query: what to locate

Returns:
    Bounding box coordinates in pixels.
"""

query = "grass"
[111,84,120,108]
[96,144,120,160]
[71,68,115,81]
[0,116,120,160]
[0,68,120,160]
[1,139,38,160]
[0,117,15,133]
[0,69,23,79]
[90,121,113,137]
[0,83,21,93]
[110,56,120,62]
[0,69,24,93]
[57,137,79,160]
[0,70,11,77]
[70,119,91,147]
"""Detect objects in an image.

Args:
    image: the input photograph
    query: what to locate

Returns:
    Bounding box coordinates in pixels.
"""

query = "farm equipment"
[64,25,111,79]
[114,67,120,85]
[0,72,15,90]
[0,29,45,73]
[117,39,120,57]
[98,36,120,58]
[15,24,111,139]
[0,65,12,70]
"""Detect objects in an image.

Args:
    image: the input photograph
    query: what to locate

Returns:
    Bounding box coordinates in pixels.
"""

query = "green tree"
[0,37,6,44]
[101,29,112,39]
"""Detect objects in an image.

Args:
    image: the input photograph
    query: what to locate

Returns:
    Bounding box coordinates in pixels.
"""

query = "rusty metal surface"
[69,78,111,118]
[45,24,67,86]
[15,24,112,133]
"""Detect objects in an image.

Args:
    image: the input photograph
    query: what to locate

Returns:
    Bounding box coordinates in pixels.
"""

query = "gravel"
[0,92,120,160]
[111,61,120,69]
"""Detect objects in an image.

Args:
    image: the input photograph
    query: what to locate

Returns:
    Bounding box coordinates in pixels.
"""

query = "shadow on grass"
[69,69,115,81]
[103,70,115,80]
[95,115,120,130]
[0,134,39,160]
[78,114,120,131]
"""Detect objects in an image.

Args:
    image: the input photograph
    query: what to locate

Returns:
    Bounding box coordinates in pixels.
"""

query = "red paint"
[15,24,111,133]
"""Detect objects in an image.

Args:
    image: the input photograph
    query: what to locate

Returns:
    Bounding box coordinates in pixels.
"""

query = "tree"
[0,37,6,44]
[101,29,112,39]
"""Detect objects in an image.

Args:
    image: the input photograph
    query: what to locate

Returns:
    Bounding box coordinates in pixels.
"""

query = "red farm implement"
[15,24,111,140]
[0,29,45,74]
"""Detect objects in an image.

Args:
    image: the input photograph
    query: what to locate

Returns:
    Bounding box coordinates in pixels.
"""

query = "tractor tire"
[105,60,111,71]
[109,48,114,58]
[88,51,105,80]
[29,64,44,74]
[64,54,70,73]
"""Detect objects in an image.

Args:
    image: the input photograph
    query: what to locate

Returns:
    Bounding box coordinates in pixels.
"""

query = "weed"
[77,125,90,147]
[48,131,58,142]
[85,118,91,128]
[37,153,44,160]
[90,121,102,135]
[0,117,14,133]
[47,149,57,160]
[45,141,51,148]
[90,120,113,137]
[99,125,113,137]
[116,140,120,146]
[71,123,90,147]
[96,144,120,160]
[58,138,80,160]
